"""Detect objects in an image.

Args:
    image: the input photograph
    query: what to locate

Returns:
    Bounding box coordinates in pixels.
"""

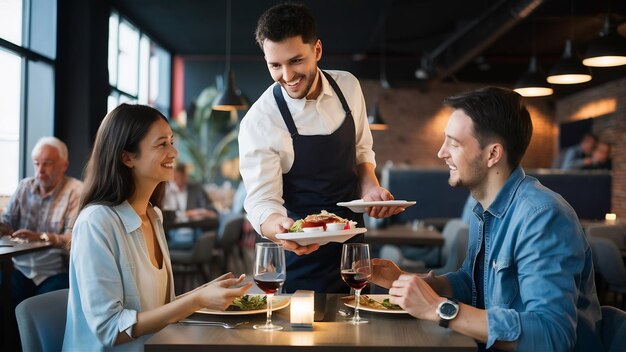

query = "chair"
[170,231,216,293]
[589,236,626,308]
[214,213,246,273]
[433,219,469,275]
[600,306,626,352]
[586,224,626,248]
[15,288,69,352]
[378,219,469,275]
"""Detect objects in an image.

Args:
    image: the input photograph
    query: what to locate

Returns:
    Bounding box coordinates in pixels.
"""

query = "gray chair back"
[434,219,469,275]
[586,224,626,249]
[170,231,216,264]
[15,288,69,352]
[589,236,626,289]
[601,306,626,352]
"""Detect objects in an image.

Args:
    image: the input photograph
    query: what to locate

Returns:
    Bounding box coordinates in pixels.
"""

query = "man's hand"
[186,208,217,220]
[362,186,404,218]
[370,258,404,289]
[388,274,444,321]
[260,213,320,255]
[11,229,44,243]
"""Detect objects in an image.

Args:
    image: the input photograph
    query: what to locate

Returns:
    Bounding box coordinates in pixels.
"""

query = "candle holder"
[290,290,314,329]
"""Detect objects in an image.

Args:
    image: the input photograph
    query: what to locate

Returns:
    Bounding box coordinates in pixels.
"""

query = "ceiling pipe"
[418,0,545,84]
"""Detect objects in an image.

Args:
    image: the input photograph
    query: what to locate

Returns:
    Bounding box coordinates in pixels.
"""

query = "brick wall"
[556,77,626,218]
[361,81,557,170]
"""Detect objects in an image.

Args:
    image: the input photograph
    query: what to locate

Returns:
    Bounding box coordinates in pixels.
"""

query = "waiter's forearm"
[357,162,380,195]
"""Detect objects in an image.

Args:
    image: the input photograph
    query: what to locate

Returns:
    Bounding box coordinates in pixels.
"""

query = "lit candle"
[605,213,617,224]
[290,290,314,329]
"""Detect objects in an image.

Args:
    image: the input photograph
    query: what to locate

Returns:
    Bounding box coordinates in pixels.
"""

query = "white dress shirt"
[239,69,376,233]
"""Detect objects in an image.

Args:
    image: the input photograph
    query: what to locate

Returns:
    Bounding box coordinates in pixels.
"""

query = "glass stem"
[265,293,273,326]
[354,289,362,323]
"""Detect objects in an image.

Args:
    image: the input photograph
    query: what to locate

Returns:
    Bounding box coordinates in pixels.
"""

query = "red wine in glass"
[253,243,286,331]
[254,275,284,294]
[340,243,372,324]
[341,270,371,290]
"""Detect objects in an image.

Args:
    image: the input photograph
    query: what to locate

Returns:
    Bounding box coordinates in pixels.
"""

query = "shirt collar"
[29,176,68,199]
[113,201,144,234]
[280,68,333,114]
[484,167,526,218]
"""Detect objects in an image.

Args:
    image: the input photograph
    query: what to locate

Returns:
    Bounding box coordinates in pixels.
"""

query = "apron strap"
[273,84,299,139]
[321,71,352,118]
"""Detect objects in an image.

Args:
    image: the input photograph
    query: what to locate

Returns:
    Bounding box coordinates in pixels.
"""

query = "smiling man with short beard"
[238,3,403,293]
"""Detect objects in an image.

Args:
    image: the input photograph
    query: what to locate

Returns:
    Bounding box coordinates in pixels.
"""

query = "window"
[0,0,56,195]
[108,11,171,116]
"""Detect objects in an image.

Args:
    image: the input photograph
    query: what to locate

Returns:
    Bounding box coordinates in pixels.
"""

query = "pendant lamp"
[547,39,592,84]
[213,0,247,111]
[514,56,553,97]
[583,16,626,67]
[368,104,388,131]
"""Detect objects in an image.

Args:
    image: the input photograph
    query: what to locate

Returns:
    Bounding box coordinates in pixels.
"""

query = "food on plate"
[342,295,403,310]
[226,294,267,311]
[288,210,355,232]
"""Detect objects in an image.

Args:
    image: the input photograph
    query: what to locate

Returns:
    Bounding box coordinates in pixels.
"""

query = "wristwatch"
[436,297,459,328]
[40,232,50,242]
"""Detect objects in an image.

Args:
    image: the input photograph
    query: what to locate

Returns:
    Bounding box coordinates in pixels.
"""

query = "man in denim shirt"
[371,87,601,351]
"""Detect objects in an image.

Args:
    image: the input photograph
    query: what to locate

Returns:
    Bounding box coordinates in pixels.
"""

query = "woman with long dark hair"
[63,104,251,351]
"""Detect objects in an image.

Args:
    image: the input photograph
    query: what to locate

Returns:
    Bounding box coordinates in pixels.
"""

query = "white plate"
[342,294,408,314]
[336,200,416,213]
[276,228,367,246]
[195,295,290,315]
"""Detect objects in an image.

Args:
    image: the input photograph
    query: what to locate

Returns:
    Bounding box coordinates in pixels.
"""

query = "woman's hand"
[195,273,253,311]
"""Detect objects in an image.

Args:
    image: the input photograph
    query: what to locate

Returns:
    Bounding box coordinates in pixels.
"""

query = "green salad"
[381,298,402,310]
[226,295,267,311]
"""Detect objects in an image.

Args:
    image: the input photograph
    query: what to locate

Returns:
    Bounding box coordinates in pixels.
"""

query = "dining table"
[0,237,53,350]
[145,293,476,351]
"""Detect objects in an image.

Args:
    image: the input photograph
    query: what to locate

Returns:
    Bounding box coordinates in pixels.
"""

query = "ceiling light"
[513,56,553,97]
[547,40,592,84]
[583,16,626,67]
[213,0,247,111]
[367,104,388,131]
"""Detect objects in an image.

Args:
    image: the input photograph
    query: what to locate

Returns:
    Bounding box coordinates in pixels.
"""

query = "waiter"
[239,3,402,293]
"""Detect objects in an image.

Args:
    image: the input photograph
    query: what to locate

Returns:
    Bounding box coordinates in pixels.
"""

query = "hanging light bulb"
[367,104,388,131]
[547,40,592,84]
[514,56,553,97]
[213,0,247,111]
[583,16,626,67]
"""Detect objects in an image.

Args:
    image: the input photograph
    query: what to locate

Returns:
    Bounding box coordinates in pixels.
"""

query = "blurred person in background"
[581,141,612,170]
[560,133,597,170]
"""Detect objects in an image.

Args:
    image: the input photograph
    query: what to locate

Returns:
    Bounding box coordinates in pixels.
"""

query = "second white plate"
[195,295,290,315]
[336,199,416,213]
[276,228,366,246]
[342,294,408,314]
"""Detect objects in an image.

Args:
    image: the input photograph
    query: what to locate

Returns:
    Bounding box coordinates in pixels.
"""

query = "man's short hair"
[444,87,533,170]
[255,3,317,48]
[31,137,69,162]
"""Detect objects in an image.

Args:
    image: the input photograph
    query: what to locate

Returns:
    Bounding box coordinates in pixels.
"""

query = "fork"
[178,320,248,329]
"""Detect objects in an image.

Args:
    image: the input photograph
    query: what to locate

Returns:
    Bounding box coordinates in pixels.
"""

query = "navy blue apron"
[270,71,364,293]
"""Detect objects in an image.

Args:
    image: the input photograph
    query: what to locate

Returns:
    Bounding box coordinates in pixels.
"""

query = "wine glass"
[340,243,372,324]
[253,242,286,331]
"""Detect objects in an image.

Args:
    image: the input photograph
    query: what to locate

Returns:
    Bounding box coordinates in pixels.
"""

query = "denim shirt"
[443,168,601,351]
[63,202,175,351]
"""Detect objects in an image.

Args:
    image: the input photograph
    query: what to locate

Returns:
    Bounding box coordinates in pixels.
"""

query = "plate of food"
[336,200,416,213]
[276,210,366,246]
[196,294,290,315]
[341,294,408,314]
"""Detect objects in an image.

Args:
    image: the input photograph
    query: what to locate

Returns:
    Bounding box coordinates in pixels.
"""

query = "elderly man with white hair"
[0,136,82,307]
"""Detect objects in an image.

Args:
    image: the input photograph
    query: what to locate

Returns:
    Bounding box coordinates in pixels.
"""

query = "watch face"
[439,302,457,318]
